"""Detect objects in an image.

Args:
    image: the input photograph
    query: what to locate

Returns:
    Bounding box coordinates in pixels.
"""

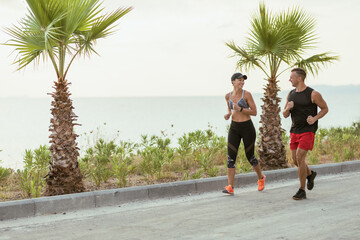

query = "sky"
[0,0,359,97]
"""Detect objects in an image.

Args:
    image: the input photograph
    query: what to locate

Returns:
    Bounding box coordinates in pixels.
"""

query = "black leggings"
[227,120,258,168]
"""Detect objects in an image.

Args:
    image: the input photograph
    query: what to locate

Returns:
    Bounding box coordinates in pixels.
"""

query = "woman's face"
[232,78,245,88]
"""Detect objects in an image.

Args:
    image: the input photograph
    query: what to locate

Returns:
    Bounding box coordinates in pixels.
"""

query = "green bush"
[342,147,354,160]
[17,145,50,198]
[0,166,11,183]
[175,129,226,176]
[80,139,118,186]
[176,134,192,169]
[190,169,203,179]
[137,135,174,180]
[110,154,128,187]
[110,141,137,187]
[0,150,11,183]
[80,138,138,187]
[67,122,360,190]
[207,166,220,177]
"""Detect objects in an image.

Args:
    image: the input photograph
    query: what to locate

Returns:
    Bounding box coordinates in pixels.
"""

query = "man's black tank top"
[288,87,318,133]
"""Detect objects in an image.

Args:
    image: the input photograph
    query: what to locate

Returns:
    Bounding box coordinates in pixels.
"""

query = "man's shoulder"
[307,86,315,92]
[288,88,296,98]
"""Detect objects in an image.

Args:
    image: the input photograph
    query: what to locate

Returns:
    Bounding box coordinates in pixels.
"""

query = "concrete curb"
[1,160,359,221]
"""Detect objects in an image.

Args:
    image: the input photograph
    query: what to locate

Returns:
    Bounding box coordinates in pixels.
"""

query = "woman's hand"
[224,113,231,120]
[232,103,240,111]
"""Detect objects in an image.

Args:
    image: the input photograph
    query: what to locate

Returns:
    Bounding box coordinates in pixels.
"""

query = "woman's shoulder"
[225,92,231,99]
[244,89,253,98]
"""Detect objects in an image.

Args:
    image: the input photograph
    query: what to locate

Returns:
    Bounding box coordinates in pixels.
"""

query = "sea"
[1,85,359,170]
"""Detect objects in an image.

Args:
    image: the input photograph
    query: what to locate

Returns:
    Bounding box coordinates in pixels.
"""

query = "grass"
[1,122,359,202]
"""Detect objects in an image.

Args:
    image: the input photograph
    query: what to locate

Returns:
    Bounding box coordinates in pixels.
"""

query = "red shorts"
[290,132,315,151]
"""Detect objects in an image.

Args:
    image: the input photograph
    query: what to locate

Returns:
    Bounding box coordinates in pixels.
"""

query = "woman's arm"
[224,93,232,120]
[242,91,257,116]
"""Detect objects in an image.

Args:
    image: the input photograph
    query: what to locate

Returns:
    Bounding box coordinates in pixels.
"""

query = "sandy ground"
[1,171,359,240]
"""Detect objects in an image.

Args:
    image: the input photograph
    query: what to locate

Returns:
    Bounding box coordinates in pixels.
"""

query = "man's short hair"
[291,67,306,80]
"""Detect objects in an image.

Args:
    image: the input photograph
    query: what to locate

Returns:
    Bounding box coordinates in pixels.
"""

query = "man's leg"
[291,149,298,167]
[296,148,309,190]
[292,149,311,175]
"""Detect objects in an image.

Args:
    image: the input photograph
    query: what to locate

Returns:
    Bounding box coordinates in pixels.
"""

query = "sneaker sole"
[222,191,234,195]
[292,196,306,200]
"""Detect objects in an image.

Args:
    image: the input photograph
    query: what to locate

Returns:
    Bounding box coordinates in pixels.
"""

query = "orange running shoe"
[257,175,265,191]
[222,185,234,194]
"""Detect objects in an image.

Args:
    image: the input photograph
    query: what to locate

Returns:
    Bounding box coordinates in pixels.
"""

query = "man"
[283,68,328,200]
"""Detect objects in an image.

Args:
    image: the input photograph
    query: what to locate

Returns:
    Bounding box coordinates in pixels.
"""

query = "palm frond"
[226,41,269,78]
[26,0,64,29]
[4,24,46,70]
[293,53,339,76]
[247,2,278,55]
[87,7,133,40]
[77,7,132,56]
[3,0,67,70]
[228,3,338,80]
[275,6,318,61]
[4,0,132,76]
[65,0,102,35]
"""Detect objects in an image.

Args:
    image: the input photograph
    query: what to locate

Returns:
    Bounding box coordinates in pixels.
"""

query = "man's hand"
[307,115,317,125]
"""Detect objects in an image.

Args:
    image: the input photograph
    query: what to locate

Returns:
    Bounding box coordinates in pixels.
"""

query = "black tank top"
[288,87,318,133]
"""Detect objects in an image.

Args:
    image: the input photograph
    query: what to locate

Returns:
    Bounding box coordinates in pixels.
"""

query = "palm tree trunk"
[45,77,84,195]
[257,78,289,170]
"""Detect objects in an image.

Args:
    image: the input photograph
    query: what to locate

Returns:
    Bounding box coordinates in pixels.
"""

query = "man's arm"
[283,92,293,118]
[307,90,329,125]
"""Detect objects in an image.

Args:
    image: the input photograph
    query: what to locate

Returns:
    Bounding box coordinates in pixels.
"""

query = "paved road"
[1,171,359,240]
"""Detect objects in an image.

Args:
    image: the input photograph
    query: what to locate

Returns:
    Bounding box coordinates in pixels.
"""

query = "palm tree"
[226,3,338,170]
[4,0,132,195]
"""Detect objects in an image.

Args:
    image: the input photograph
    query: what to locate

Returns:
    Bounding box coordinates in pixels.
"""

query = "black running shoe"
[292,189,306,200]
[307,170,317,190]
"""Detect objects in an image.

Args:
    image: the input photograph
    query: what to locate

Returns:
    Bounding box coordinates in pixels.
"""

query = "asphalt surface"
[1,171,359,240]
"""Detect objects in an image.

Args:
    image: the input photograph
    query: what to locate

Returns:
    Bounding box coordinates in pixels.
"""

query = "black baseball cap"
[231,73,247,81]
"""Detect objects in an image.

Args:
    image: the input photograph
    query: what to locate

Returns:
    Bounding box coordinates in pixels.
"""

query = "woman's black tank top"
[288,87,318,133]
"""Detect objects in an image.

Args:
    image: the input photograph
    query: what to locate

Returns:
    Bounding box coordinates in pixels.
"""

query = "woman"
[223,72,265,194]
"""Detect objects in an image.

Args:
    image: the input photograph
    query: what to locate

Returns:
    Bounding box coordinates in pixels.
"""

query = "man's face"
[289,71,300,87]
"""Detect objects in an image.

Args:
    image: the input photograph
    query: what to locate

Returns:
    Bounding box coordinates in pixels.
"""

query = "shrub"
[17,145,50,198]
[190,169,203,179]
[0,151,11,183]
[342,147,354,160]
[138,135,174,180]
[80,139,113,186]
[0,166,11,183]
[176,134,192,169]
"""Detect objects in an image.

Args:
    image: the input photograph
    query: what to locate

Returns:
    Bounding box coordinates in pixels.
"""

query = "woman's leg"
[227,168,236,187]
[227,124,241,187]
[242,121,263,180]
